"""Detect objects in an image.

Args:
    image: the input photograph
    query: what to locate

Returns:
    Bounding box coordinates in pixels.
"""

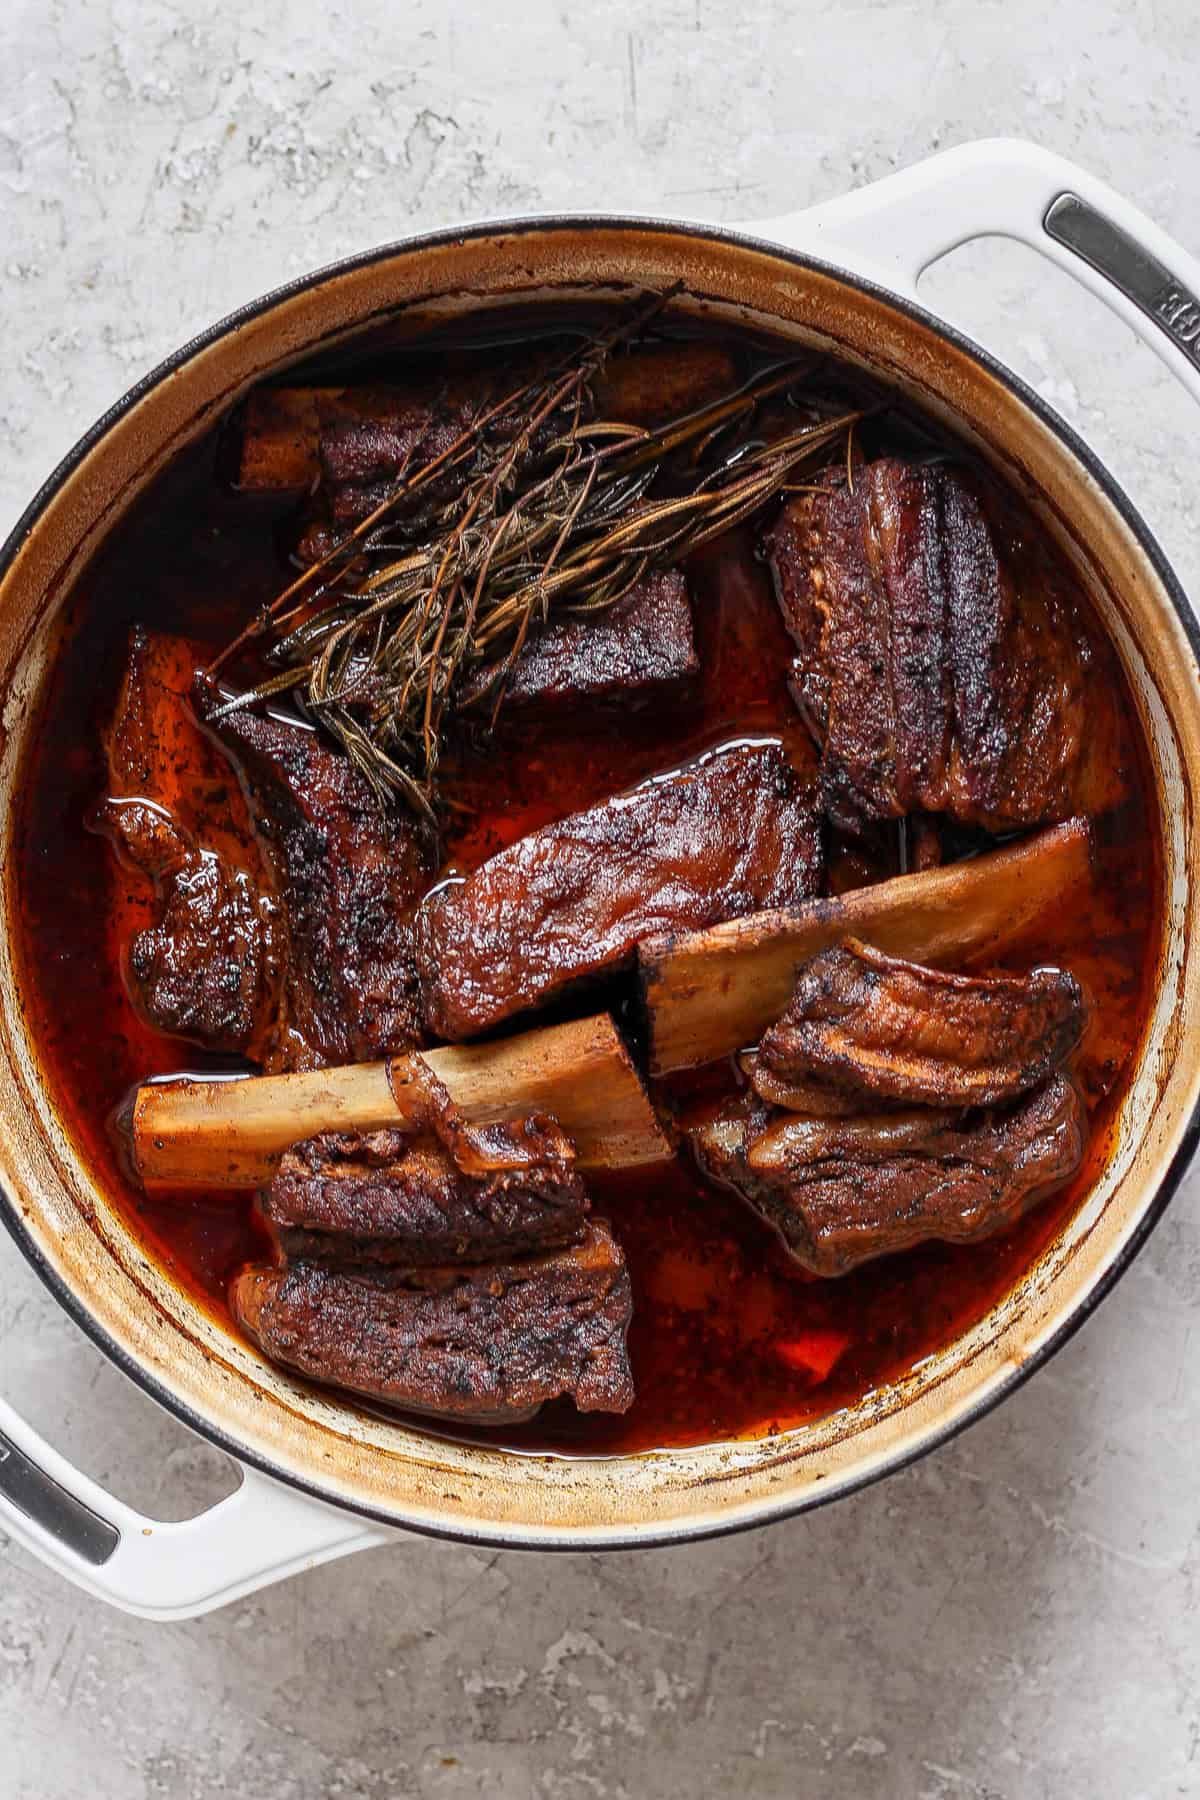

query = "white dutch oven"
[2,139,1199,1619]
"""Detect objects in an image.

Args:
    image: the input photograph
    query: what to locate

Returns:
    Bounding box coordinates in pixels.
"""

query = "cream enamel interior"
[1,223,1198,1544]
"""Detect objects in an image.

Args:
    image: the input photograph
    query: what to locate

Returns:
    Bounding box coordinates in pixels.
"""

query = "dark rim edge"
[0,209,1197,1556]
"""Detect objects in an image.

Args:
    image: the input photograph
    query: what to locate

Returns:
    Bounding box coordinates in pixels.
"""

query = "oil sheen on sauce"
[10,342,1165,1456]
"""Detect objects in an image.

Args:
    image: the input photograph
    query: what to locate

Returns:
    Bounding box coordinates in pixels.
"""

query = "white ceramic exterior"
[2,138,1198,1618]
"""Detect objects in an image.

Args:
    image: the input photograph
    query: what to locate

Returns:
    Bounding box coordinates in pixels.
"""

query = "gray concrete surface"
[2,2,1200,1795]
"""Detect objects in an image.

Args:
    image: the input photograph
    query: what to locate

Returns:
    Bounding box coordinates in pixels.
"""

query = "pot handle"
[0,1392,388,1619]
[743,137,1200,408]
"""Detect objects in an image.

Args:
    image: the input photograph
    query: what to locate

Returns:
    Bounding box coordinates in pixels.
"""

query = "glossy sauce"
[10,329,1164,1453]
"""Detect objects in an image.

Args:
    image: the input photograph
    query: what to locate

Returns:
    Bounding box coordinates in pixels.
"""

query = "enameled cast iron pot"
[2,139,1199,1619]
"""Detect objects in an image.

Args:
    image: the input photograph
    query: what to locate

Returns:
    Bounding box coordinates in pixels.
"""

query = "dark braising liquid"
[11,324,1164,1454]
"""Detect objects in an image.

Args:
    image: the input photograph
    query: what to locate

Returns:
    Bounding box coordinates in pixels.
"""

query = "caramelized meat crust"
[231,1219,635,1424]
[318,371,497,530]
[460,570,698,714]
[315,343,739,518]
[205,692,434,1068]
[418,740,822,1041]
[125,858,269,1054]
[258,343,739,559]
[592,341,739,427]
[96,629,276,1055]
[751,938,1085,1111]
[100,632,435,1071]
[693,1075,1085,1276]
[238,342,736,481]
[762,458,1125,832]
[263,1121,590,1267]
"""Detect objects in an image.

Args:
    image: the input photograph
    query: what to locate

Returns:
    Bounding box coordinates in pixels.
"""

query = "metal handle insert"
[1044,192,1200,374]
[0,1425,119,1565]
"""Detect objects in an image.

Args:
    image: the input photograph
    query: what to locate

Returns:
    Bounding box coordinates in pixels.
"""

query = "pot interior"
[1,223,1197,1543]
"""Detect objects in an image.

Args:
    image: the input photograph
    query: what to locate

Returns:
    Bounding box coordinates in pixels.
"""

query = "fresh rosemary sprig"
[207,300,860,819]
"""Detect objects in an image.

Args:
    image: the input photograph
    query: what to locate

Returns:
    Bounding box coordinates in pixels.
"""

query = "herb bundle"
[208,298,860,819]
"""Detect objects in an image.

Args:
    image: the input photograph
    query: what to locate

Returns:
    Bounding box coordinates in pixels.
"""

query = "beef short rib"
[237,343,736,497]
[693,1074,1085,1276]
[263,1117,590,1267]
[418,739,822,1040]
[206,691,435,1068]
[460,569,698,715]
[750,938,1085,1112]
[231,1219,634,1424]
[96,629,277,1056]
[762,457,1126,832]
[245,344,738,565]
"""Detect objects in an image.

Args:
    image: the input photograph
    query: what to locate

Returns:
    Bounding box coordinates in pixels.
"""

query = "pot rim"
[2,210,1197,1548]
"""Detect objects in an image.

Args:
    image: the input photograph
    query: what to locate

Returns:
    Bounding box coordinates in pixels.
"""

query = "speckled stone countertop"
[2,3,1199,1795]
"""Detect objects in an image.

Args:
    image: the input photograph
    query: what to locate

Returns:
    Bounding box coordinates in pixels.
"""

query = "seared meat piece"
[100,632,435,1070]
[237,344,737,501]
[318,372,494,531]
[762,458,1124,832]
[231,1219,634,1424]
[276,358,558,556]
[124,859,269,1056]
[593,341,738,426]
[318,380,465,493]
[750,938,1085,1112]
[205,692,435,1068]
[693,1075,1085,1276]
[418,740,822,1040]
[248,344,739,566]
[263,1115,589,1267]
[460,570,698,714]
[96,629,276,1055]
